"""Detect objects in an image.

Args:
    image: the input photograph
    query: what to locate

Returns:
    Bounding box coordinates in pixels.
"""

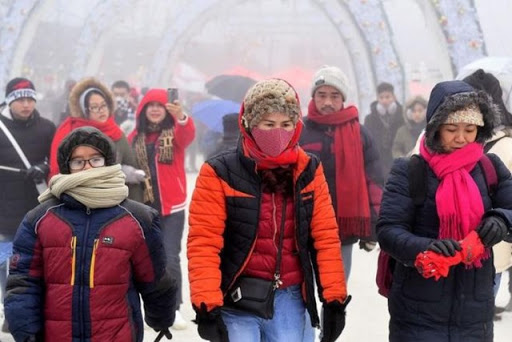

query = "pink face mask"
[251,127,295,157]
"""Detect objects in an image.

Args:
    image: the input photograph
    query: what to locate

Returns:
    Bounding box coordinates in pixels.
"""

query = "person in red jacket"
[128,88,195,329]
[5,127,175,342]
[188,79,350,342]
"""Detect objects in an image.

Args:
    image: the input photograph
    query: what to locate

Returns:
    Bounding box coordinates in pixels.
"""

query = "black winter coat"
[377,154,512,342]
[364,101,404,179]
[0,109,55,239]
[300,119,384,244]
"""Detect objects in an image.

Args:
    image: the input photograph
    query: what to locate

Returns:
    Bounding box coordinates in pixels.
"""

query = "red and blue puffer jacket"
[5,195,176,342]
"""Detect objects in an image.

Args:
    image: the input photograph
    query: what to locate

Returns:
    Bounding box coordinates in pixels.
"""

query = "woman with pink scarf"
[377,80,512,342]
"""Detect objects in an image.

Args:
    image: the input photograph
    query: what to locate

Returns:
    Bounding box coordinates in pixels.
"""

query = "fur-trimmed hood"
[425,81,501,153]
[68,78,114,118]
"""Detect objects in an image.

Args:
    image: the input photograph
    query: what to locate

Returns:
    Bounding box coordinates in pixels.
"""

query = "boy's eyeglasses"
[69,157,106,171]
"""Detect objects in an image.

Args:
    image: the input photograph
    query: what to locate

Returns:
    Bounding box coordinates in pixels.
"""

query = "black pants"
[161,211,185,309]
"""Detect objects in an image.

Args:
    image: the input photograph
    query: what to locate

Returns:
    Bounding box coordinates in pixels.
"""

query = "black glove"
[320,295,352,342]
[477,215,509,247]
[193,303,229,342]
[153,328,173,341]
[427,239,461,257]
[359,240,377,252]
[26,163,49,183]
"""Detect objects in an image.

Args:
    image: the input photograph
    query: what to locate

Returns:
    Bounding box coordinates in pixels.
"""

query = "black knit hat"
[463,69,512,126]
[5,77,36,105]
[57,127,116,174]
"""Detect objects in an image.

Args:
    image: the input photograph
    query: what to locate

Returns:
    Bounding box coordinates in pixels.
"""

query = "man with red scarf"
[300,65,384,280]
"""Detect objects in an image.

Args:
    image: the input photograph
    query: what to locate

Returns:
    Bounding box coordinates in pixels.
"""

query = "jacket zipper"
[153,147,166,214]
[79,207,92,339]
[89,239,99,288]
[272,193,278,252]
[70,236,77,285]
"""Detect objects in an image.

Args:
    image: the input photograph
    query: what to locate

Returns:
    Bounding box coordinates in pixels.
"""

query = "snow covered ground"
[1,170,511,341]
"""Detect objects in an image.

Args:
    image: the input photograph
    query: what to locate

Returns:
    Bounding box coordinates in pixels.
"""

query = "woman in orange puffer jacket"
[188,79,350,342]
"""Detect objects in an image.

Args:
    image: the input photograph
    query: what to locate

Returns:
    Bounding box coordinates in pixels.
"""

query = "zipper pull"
[86,207,91,215]
[90,239,99,289]
[70,236,77,286]
[273,272,283,289]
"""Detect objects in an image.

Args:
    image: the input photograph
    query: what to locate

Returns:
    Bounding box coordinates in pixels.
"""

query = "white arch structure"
[0,0,40,88]
[426,0,487,75]
[3,0,487,106]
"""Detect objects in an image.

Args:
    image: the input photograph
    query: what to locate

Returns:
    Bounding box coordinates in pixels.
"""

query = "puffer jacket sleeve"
[376,158,433,266]
[133,214,177,331]
[310,163,347,302]
[5,216,44,342]
[174,115,196,149]
[482,153,512,230]
[187,162,226,312]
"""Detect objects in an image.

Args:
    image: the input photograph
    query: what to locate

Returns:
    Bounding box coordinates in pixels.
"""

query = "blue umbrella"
[192,99,240,133]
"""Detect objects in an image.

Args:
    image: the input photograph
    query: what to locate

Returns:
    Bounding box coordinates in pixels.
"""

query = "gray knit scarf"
[38,165,128,208]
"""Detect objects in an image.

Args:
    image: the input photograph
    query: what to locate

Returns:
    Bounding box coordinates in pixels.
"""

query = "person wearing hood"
[48,77,144,201]
[377,80,512,341]
[364,82,405,179]
[0,77,55,333]
[128,88,195,330]
[392,96,427,158]
[4,127,176,342]
[188,79,350,342]
[464,68,512,319]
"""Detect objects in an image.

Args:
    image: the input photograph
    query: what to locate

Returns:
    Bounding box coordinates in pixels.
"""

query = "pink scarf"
[419,138,485,242]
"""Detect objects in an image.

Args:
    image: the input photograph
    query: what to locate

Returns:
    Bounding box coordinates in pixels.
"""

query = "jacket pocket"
[474,261,494,301]
[402,268,445,302]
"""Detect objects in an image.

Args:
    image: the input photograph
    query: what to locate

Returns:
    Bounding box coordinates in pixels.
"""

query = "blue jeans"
[494,272,502,297]
[342,244,353,282]
[160,211,185,308]
[222,285,313,342]
[0,242,12,303]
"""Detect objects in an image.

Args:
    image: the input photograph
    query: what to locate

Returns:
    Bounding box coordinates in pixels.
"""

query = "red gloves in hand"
[414,231,485,280]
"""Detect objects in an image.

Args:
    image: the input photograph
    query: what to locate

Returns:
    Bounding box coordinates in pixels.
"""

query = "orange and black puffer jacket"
[188,145,347,327]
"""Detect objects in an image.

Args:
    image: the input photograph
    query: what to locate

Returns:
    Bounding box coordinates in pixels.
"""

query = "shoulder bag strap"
[478,154,498,196]
[0,118,32,169]
[0,118,48,194]
[408,155,427,206]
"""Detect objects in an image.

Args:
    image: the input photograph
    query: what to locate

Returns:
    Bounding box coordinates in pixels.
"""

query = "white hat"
[311,65,350,100]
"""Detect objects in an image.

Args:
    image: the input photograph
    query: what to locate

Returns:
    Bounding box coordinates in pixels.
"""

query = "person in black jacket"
[377,80,512,342]
[300,65,384,281]
[364,82,404,179]
[0,77,55,332]
[207,113,239,159]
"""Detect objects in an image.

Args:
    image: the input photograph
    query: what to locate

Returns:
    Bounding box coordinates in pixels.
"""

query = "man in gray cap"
[300,66,384,279]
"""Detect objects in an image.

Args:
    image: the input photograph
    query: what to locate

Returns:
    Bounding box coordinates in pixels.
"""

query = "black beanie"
[5,77,36,105]
[57,127,116,174]
[463,69,512,124]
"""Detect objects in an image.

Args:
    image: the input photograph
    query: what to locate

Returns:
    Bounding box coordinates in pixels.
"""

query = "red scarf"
[307,100,370,239]
[419,138,488,266]
[49,116,123,177]
[239,102,302,170]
